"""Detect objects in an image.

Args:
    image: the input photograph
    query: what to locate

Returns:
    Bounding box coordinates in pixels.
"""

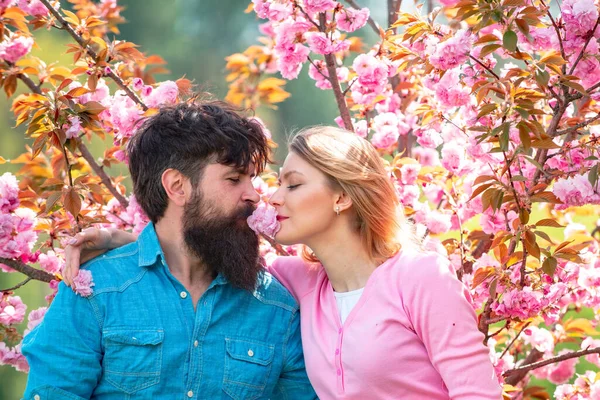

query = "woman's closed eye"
[287,184,301,190]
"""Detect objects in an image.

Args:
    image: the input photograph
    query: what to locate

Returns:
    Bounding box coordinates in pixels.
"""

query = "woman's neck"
[307,229,379,293]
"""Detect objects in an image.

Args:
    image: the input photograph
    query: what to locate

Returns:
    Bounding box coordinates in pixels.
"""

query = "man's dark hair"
[127,101,272,223]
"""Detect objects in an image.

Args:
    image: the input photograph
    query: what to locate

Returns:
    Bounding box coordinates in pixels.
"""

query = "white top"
[333,287,365,324]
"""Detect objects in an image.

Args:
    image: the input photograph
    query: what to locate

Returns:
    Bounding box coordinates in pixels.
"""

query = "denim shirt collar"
[137,222,228,286]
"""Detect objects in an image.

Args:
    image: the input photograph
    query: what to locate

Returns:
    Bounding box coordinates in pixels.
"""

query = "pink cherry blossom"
[0,295,26,325]
[553,173,599,207]
[305,32,334,55]
[143,80,179,108]
[247,202,280,237]
[429,29,472,71]
[304,0,338,15]
[63,115,82,139]
[441,142,465,173]
[72,269,95,297]
[337,7,369,33]
[562,0,598,38]
[435,69,471,108]
[0,172,20,213]
[37,250,64,275]
[24,306,47,335]
[17,0,51,17]
[0,35,33,64]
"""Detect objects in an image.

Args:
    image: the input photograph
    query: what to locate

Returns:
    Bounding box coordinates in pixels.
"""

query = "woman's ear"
[161,169,192,207]
[334,191,353,214]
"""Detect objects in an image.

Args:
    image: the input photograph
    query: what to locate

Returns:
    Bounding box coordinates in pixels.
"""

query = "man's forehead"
[209,162,257,175]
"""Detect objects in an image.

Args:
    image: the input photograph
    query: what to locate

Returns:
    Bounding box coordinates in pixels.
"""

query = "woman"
[64,126,502,399]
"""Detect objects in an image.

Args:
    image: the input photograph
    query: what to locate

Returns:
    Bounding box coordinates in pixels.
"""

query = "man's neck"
[154,220,215,308]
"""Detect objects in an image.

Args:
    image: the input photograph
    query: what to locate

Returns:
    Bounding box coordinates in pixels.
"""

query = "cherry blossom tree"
[2,0,600,398]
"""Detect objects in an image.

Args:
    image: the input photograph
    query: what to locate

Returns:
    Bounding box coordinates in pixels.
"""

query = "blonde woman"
[64,126,502,399]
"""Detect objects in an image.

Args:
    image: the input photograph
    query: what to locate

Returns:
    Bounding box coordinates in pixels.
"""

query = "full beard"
[182,190,263,292]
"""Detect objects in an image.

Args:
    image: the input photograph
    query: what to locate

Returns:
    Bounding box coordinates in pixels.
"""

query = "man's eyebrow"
[226,166,256,177]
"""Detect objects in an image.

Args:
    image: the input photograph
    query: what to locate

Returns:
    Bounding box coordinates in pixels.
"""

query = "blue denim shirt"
[22,223,317,400]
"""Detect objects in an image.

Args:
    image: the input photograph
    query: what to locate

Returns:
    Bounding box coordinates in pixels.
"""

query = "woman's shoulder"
[385,247,452,282]
[268,256,324,300]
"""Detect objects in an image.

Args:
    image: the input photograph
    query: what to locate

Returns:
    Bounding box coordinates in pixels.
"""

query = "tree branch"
[15,73,130,209]
[539,0,566,73]
[343,0,380,36]
[504,349,544,385]
[318,13,354,131]
[568,16,600,76]
[469,55,501,81]
[556,112,600,136]
[17,72,42,94]
[39,0,147,111]
[504,347,600,378]
[0,258,55,283]
[0,278,32,293]
[501,321,531,359]
[78,143,129,208]
[260,234,290,257]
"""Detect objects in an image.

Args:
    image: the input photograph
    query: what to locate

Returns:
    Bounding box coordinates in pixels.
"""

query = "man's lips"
[276,216,289,221]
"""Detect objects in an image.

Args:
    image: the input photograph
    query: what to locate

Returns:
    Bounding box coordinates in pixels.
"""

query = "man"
[22,101,317,399]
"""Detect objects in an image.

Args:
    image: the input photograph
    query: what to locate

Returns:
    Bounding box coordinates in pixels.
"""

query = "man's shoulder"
[251,270,299,314]
[80,242,146,295]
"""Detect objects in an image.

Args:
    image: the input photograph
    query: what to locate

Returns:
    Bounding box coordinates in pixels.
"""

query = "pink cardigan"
[268,249,502,399]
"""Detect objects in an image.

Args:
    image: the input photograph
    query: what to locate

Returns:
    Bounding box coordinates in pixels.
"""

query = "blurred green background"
[0,0,384,397]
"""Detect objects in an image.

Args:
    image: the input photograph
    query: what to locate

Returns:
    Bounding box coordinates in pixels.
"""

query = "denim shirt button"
[194,340,198,347]
[180,291,188,299]
[187,390,193,397]
[247,349,254,357]
[33,395,40,400]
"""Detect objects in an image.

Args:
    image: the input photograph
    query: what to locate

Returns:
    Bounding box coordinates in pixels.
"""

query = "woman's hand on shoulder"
[63,228,135,287]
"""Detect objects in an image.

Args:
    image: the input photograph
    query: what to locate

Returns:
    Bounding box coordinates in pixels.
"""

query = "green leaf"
[589,163,599,187]
[503,30,518,52]
[535,69,550,87]
[542,257,557,276]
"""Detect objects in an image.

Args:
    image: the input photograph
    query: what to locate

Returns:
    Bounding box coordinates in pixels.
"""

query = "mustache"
[234,203,256,220]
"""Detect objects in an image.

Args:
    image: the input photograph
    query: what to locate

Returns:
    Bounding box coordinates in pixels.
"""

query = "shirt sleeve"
[272,307,318,400]
[403,253,502,400]
[267,256,319,301]
[21,281,103,400]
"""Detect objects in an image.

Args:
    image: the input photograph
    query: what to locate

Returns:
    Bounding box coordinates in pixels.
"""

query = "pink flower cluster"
[562,0,599,38]
[553,173,600,207]
[247,202,280,237]
[555,370,600,399]
[351,53,391,105]
[37,250,64,275]
[274,20,311,79]
[0,342,28,372]
[0,295,26,325]
[72,269,94,297]
[0,208,38,270]
[533,349,579,384]
[104,195,149,235]
[0,35,33,64]
[428,29,473,71]
[336,7,369,32]
[0,172,19,213]
[18,0,53,17]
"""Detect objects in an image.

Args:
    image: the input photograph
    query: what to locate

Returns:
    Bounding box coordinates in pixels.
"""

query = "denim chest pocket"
[103,329,164,395]
[223,338,275,400]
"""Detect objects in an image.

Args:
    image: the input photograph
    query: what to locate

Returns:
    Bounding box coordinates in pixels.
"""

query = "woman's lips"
[276,216,289,221]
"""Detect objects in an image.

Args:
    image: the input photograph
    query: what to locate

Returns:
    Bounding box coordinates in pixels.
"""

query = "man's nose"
[243,181,260,204]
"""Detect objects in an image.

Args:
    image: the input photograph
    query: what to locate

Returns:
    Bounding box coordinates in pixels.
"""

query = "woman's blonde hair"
[289,126,416,264]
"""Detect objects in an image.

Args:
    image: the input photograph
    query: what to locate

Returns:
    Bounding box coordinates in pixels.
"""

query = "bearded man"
[22,102,316,400]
